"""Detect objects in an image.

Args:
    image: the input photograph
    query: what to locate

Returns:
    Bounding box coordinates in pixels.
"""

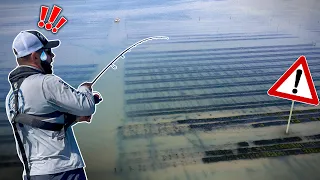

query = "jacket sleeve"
[42,75,96,116]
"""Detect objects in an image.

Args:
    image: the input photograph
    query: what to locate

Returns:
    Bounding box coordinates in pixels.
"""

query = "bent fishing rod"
[91,36,169,86]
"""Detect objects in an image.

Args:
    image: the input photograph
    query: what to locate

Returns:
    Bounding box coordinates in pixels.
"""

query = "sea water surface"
[1,0,320,180]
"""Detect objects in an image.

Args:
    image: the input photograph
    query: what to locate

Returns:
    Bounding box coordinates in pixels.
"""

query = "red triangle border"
[267,56,319,106]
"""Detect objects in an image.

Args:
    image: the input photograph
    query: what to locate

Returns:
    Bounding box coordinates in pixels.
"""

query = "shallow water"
[1,0,320,180]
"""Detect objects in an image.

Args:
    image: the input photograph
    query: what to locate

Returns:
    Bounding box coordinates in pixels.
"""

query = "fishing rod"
[91,36,169,86]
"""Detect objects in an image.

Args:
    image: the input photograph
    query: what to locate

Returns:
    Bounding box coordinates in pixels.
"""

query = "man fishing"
[5,30,102,180]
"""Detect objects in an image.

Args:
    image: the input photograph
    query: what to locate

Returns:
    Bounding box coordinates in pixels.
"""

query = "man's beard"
[41,61,53,74]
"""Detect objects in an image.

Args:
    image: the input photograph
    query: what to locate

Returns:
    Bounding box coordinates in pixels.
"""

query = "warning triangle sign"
[267,56,319,106]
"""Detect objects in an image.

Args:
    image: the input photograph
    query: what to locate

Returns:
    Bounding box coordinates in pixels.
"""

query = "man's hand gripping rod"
[76,36,169,122]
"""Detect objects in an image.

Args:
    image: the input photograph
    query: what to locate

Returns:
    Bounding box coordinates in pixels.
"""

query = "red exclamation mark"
[52,17,67,33]
[38,6,49,28]
[45,5,62,30]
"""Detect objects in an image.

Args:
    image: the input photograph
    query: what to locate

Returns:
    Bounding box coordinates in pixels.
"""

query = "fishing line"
[91,36,169,86]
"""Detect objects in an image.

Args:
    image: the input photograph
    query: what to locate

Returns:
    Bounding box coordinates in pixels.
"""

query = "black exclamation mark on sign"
[292,69,302,94]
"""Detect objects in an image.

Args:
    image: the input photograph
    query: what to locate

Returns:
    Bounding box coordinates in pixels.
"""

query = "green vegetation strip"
[203,141,320,164]
[238,141,320,154]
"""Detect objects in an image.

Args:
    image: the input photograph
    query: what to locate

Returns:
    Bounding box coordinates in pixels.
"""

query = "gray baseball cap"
[12,30,60,58]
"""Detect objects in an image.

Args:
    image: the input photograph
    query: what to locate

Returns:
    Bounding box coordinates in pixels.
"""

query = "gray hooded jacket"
[5,65,96,177]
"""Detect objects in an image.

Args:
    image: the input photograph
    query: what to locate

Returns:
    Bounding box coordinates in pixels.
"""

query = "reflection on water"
[1,0,320,180]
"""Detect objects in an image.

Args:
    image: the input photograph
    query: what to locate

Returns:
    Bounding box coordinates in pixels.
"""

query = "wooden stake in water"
[286,100,295,134]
